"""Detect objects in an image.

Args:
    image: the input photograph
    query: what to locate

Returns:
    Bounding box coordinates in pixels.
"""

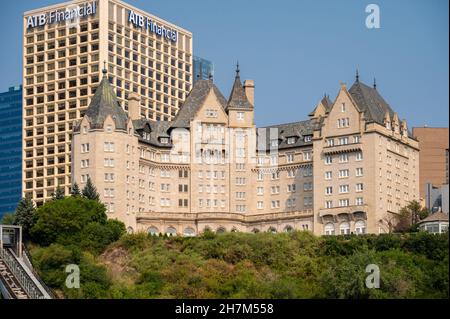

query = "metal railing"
[0,247,49,299]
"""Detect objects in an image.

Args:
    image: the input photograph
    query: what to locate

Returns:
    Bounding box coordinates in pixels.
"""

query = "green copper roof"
[84,70,128,130]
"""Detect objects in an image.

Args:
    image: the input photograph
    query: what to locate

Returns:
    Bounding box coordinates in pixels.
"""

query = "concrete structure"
[412,127,449,198]
[0,86,22,218]
[72,67,420,236]
[193,56,214,83]
[418,212,449,234]
[22,0,193,206]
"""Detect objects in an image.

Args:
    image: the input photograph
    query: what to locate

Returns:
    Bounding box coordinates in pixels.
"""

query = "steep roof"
[133,119,172,148]
[257,120,314,151]
[309,95,333,116]
[227,68,253,111]
[348,80,395,125]
[84,70,128,130]
[170,79,227,129]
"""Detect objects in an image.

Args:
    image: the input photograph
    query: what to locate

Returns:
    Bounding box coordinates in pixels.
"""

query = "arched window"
[216,227,226,234]
[148,226,159,236]
[183,227,196,237]
[324,223,335,235]
[340,222,350,235]
[127,227,134,234]
[355,220,366,235]
[268,227,277,233]
[166,226,177,237]
[284,225,294,233]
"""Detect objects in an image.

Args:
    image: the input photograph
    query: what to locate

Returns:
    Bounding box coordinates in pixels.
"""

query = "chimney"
[128,92,140,120]
[243,80,255,106]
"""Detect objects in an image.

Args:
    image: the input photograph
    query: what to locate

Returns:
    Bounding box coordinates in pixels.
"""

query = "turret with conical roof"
[78,66,128,131]
[226,63,253,111]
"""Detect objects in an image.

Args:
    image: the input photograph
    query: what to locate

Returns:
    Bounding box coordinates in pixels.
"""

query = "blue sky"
[0,0,448,128]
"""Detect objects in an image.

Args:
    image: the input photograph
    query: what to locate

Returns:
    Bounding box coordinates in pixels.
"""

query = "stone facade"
[72,68,419,236]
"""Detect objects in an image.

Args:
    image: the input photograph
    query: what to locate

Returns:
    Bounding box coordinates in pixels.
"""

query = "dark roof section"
[227,67,253,111]
[257,120,314,151]
[83,70,128,130]
[309,95,333,116]
[348,81,395,125]
[133,119,172,148]
[170,79,227,129]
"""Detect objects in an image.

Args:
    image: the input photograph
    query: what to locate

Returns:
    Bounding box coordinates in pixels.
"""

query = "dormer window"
[304,135,312,142]
[106,125,113,133]
[237,112,244,121]
[287,137,296,145]
[206,109,217,118]
[160,137,169,144]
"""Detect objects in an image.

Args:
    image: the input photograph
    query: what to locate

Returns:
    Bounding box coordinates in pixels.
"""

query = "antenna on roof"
[208,72,213,82]
[356,69,359,82]
[236,61,240,76]
[373,77,377,90]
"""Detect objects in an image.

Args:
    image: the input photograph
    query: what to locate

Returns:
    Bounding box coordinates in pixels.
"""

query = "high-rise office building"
[23,0,193,206]
[0,86,22,218]
[193,56,214,83]
[412,127,449,198]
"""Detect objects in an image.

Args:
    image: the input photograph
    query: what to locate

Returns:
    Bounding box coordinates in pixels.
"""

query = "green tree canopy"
[13,196,36,239]
[30,196,125,253]
[71,182,81,197]
[52,186,65,201]
[0,213,15,225]
[395,200,430,233]
[82,177,100,201]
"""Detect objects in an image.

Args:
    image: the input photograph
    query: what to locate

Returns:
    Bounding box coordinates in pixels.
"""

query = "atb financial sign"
[26,1,97,29]
[128,10,178,43]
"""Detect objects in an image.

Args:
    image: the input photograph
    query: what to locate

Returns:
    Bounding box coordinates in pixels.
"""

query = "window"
[355,220,366,234]
[81,143,90,153]
[326,139,335,147]
[356,183,364,192]
[304,197,313,206]
[339,137,349,145]
[325,200,333,209]
[287,184,296,192]
[257,201,264,209]
[104,158,114,167]
[325,171,332,180]
[303,151,312,161]
[81,159,89,168]
[325,155,333,165]
[104,173,115,182]
[356,167,363,177]
[356,151,363,161]
[287,137,296,145]
[303,182,313,191]
[287,198,296,208]
[339,185,349,193]
[339,169,349,178]
[304,135,312,142]
[339,199,350,207]
[206,109,217,118]
[340,222,350,235]
[337,118,350,128]
[324,223,335,235]
[339,154,349,163]
[353,136,360,143]
[341,103,346,112]
[104,142,115,152]
[356,197,364,205]
[325,186,333,195]
[271,200,280,209]
[237,112,244,120]
[286,153,295,163]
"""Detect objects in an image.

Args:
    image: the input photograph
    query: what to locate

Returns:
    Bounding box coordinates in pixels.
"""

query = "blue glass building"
[0,86,22,219]
[193,56,214,83]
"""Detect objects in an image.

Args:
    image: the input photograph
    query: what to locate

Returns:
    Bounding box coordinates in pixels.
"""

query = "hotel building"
[22,0,193,205]
[72,66,420,236]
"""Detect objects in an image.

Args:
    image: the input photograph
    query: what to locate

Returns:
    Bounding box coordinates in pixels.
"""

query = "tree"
[395,200,430,233]
[0,213,15,225]
[13,196,36,239]
[71,182,81,197]
[82,177,100,201]
[31,196,125,253]
[52,186,65,200]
